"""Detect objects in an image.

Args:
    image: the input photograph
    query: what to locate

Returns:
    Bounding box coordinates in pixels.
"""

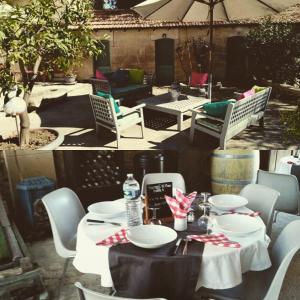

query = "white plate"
[127,225,177,249]
[87,200,125,219]
[215,214,263,237]
[209,194,248,211]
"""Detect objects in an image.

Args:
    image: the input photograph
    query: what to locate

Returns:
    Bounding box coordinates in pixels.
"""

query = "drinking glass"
[198,192,212,234]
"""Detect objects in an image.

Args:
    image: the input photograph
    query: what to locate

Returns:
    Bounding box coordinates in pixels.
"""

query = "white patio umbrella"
[132,0,300,98]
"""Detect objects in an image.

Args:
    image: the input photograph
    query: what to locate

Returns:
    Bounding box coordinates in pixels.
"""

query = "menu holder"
[144,182,173,224]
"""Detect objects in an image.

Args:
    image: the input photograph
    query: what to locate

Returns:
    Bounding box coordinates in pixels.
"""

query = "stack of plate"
[208,194,248,211]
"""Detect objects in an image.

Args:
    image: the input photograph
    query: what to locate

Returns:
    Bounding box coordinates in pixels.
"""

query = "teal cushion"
[203,100,236,118]
[96,91,121,114]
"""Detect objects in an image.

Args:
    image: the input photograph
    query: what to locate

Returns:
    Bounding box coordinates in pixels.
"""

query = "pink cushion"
[238,89,255,100]
[190,72,208,87]
[95,69,107,80]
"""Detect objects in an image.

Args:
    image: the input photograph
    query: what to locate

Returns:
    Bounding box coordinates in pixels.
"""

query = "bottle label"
[124,190,139,199]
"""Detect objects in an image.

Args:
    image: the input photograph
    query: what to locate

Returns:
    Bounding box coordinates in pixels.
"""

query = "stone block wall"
[76,25,251,84]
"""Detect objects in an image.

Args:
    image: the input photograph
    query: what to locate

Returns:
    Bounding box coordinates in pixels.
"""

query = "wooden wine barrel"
[211,150,260,195]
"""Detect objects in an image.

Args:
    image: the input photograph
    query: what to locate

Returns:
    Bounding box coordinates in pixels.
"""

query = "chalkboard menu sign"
[145,182,173,220]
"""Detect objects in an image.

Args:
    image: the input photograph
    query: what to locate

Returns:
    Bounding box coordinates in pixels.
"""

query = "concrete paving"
[1,84,299,150]
[27,212,300,300]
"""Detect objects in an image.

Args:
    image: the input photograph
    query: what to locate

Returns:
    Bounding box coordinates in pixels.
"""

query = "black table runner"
[109,224,205,300]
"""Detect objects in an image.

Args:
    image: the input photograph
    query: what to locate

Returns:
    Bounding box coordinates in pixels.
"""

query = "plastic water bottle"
[123,174,143,227]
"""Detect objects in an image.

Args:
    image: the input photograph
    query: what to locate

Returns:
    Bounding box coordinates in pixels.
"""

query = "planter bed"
[0,128,63,150]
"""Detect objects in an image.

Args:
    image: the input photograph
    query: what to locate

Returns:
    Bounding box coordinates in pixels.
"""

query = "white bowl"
[209,194,248,211]
[127,225,177,249]
[215,214,263,237]
[88,200,125,219]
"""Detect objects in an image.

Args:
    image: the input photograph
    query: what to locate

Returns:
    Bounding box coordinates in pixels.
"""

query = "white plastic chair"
[42,187,85,299]
[75,282,167,300]
[199,220,300,300]
[141,173,186,195]
[240,184,279,236]
[257,170,300,218]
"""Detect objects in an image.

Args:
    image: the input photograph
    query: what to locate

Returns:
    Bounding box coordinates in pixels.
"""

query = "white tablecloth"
[73,200,271,290]
[276,155,300,175]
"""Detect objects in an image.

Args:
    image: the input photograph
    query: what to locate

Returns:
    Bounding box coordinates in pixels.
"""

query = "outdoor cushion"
[196,118,223,132]
[96,91,121,115]
[111,84,149,95]
[128,69,145,84]
[203,100,236,118]
[111,69,130,87]
[238,89,255,100]
[191,72,208,87]
[95,69,107,80]
[252,85,266,93]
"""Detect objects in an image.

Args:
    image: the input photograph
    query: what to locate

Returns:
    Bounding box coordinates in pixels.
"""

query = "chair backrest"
[189,72,208,87]
[90,78,112,95]
[240,184,279,236]
[257,170,300,213]
[141,173,186,196]
[264,220,300,300]
[42,187,85,258]
[90,94,118,127]
[75,282,167,300]
[229,87,272,127]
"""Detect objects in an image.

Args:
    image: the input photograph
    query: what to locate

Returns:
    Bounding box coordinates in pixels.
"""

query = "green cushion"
[96,91,121,114]
[203,100,236,118]
[128,69,144,84]
[252,86,266,93]
[196,118,223,132]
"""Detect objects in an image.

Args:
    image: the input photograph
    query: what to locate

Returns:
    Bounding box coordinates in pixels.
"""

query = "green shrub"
[281,107,300,139]
[246,19,300,85]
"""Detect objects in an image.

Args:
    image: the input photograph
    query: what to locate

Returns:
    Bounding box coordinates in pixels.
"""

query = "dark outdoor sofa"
[90,68,152,106]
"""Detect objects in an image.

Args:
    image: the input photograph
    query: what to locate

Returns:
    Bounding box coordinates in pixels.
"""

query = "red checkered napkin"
[96,229,129,246]
[225,210,261,217]
[165,190,197,219]
[187,233,241,248]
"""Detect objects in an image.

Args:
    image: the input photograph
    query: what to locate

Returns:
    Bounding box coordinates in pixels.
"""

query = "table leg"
[177,114,183,131]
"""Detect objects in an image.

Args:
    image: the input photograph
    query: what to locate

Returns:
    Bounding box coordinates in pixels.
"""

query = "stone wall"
[76,25,251,83]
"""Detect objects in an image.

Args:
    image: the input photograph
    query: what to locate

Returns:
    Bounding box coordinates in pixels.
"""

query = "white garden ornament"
[3,90,27,145]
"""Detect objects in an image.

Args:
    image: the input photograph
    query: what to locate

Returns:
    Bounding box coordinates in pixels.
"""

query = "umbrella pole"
[208,0,214,100]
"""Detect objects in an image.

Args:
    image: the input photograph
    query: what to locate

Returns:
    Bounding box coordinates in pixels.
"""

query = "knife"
[182,238,191,255]
[173,238,182,255]
[87,219,122,226]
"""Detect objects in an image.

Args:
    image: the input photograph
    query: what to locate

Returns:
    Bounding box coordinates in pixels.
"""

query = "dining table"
[73,198,272,291]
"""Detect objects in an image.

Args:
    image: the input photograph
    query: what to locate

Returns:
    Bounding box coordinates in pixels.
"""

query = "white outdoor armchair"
[90,94,145,149]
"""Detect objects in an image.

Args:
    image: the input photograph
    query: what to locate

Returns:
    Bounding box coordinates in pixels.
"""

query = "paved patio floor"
[1,84,299,150]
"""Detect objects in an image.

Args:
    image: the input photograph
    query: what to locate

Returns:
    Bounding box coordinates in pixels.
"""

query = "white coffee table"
[137,93,210,131]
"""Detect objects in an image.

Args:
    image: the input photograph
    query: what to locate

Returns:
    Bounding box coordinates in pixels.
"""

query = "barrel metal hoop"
[211,179,253,186]
[212,153,256,159]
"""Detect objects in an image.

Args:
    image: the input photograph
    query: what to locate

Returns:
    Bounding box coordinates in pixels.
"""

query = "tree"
[0,0,102,145]
[246,19,300,85]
